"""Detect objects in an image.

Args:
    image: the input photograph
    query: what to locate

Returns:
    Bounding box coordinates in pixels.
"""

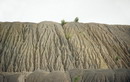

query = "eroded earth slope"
[0,21,130,72]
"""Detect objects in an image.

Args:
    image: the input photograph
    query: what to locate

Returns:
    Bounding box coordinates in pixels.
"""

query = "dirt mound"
[0,21,130,72]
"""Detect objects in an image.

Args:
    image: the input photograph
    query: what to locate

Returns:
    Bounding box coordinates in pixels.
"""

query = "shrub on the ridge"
[61,20,66,26]
[74,17,79,22]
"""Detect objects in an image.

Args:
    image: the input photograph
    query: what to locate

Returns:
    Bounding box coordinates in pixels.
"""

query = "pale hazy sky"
[0,0,130,24]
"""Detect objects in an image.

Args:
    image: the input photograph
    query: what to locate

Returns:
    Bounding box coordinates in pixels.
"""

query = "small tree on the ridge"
[74,17,79,22]
[61,19,66,26]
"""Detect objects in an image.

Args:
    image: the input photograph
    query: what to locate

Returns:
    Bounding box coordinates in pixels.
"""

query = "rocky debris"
[0,72,29,82]
[0,69,130,82]
[0,74,4,82]
[43,71,70,82]
[0,21,130,72]
[26,70,49,82]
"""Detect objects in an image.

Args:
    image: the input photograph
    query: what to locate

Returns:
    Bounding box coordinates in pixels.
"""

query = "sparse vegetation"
[74,17,79,22]
[61,19,66,26]
[79,31,82,34]
[65,34,72,40]
[74,75,80,82]
[115,56,121,61]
